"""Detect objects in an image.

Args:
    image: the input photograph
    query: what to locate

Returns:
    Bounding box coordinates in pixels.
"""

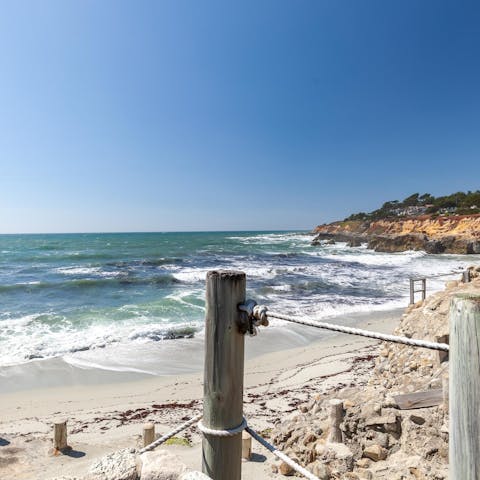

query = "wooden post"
[52,419,70,453]
[327,399,344,443]
[241,431,252,461]
[202,270,246,480]
[421,278,426,301]
[143,423,155,448]
[409,278,414,305]
[463,270,471,283]
[450,294,480,479]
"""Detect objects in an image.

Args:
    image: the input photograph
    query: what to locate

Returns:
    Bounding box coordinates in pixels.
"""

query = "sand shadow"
[63,449,86,458]
[249,452,267,463]
[0,438,11,446]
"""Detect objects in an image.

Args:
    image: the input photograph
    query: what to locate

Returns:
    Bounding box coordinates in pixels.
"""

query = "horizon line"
[0,228,311,236]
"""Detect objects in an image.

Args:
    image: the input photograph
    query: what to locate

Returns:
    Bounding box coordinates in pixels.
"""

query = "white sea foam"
[227,233,311,245]
[1,231,478,371]
[56,266,123,278]
[0,316,203,368]
[319,249,426,267]
[56,266,102,275]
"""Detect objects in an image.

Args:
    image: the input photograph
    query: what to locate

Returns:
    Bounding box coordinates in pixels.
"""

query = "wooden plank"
[450,294,480,479]
[202,270,246,480]
[393,389,443,410]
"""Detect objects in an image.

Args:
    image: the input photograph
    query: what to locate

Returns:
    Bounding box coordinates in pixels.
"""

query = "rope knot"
[253,304,269,327]
[238,300,269,336]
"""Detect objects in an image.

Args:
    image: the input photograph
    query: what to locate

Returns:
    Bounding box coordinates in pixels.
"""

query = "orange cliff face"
[312,214,480,254]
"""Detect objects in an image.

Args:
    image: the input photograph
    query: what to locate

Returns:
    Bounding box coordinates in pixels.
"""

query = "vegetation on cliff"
[345,191,480,221]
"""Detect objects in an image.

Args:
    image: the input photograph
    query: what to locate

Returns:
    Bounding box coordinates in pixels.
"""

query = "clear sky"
[1,1,479,233]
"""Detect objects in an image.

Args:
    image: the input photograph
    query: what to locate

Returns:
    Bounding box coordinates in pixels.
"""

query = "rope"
[139,412,202,454]
[410,269,464,281]
[245,426,321,480]
[252,308,449,352]
[197,415,321,480]
[197,417,247,436]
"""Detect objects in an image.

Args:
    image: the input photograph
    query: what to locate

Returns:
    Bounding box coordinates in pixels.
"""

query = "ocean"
[0,231,475,375]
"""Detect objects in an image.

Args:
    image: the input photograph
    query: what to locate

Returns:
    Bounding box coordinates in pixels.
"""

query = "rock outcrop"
[312,215,480,254]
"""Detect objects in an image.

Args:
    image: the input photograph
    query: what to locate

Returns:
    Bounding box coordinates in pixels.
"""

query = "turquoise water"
[0,231,475,370]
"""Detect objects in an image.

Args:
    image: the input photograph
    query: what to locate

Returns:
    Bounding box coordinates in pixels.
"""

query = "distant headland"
[312,191,480,254]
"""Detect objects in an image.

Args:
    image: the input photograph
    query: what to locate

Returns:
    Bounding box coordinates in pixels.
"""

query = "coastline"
[0,309,400,480]
[0,307,404,395]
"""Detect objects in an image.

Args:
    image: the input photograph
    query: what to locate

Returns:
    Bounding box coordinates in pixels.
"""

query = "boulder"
[425,240,445,254]
[139,450,188,480]
[87,449,138,480]
[279,461,295,476]
[347,238,362,247]
[362,444,387,462]
[306,461,330,479]
[178,473,212,480]
[467,241,480,254]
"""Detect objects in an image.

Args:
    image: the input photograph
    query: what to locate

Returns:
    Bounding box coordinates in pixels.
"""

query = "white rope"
[246,426,321,480]
[139,412,202,454]
[139,409,321,480]
[197,416,247,436]
[260,309,449,352]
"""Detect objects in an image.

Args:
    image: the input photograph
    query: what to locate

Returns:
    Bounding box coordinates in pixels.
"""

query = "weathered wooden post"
[327,399,344,443]
[421,278,426,301]
[52,419,70,454]
[463,269,471,283]
[143,423,155,447]
[241,431,252,461]
[202,270,246,480]
[409,278,415,305]
[450,293,480,479]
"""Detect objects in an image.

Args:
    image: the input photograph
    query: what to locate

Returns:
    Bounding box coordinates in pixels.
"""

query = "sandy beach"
[0,310,400,480]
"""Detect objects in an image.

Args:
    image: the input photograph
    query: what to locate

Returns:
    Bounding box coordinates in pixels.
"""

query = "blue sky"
[1,1,479,233]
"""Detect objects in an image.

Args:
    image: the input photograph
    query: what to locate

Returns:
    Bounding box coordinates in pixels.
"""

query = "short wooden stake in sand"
[52,419,71,454]
[143,423,155,448]
[241,431,252,461]
[328,399,344,443]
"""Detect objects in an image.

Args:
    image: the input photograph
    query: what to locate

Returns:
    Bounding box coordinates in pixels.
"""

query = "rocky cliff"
[312,214,480,254]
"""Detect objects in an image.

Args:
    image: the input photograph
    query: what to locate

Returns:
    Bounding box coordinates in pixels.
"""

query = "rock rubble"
[268,266,480,479]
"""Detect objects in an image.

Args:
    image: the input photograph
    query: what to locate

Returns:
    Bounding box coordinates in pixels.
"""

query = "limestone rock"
[178,473,212,480]
[279,461,294,476]
[356,458,370,468]
[306,461,330,480]
[88,449,138,480]
[362,444,387,462]
[356,468,373,480]
[139,450,188,480]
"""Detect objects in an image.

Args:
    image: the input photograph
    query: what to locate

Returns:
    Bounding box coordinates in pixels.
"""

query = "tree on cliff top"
[344,190,480,221]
